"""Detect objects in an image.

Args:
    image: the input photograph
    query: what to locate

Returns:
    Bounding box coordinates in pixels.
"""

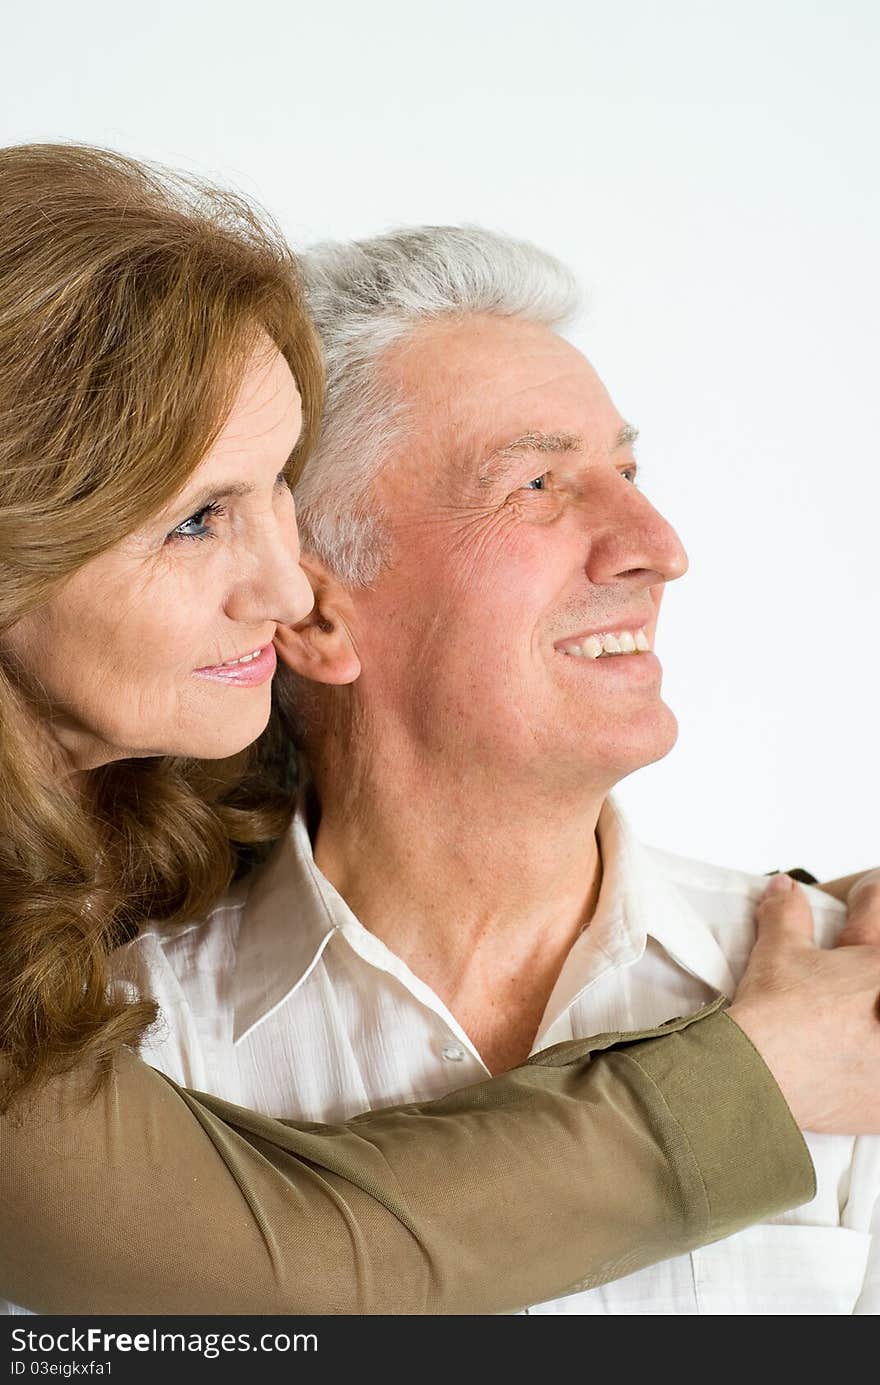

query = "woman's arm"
[7,878,880,1317]
[1,1002,810,1315]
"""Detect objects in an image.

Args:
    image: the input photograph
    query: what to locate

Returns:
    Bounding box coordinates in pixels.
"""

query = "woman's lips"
[192,643,277,687]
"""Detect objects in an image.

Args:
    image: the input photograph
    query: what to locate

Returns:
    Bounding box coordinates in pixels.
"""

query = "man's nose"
[224,510,315,628]
[582,474,689,588]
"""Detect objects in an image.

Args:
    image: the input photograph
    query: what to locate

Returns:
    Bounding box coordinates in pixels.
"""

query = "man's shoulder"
[107,879,253,1085]
[111,877,249,992]
[642,841,845,949]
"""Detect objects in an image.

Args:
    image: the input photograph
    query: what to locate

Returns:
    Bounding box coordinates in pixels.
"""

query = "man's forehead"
[382,315,635,484]
[389,311,590,405]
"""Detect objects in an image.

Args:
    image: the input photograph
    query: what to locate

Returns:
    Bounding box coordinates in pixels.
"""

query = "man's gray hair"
[295,225,582,584]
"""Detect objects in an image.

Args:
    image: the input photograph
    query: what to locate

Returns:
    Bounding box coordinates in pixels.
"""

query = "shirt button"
[441,1044,466,1062]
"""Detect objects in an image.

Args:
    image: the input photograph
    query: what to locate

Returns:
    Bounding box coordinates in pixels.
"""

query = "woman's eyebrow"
[158,438,299,526]
[161,482,254,522]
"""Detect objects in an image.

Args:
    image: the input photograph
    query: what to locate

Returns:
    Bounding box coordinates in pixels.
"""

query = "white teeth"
[222,647,262,667]
[559,627,650,659]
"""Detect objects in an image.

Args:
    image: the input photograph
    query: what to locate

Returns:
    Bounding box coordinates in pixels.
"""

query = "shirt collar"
[535,800,737,1036]
[609,801,738,998]
[548,803,742,1019]
[232,804,340,1042]
[233,794,738,1044]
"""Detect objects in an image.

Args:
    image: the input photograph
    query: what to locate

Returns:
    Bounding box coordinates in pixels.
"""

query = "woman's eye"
[167,500,225,543]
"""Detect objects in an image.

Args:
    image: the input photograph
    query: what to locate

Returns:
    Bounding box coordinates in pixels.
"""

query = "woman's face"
[2,339,314,773]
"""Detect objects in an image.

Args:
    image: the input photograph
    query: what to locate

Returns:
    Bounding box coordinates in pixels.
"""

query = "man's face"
[346,313,689,798]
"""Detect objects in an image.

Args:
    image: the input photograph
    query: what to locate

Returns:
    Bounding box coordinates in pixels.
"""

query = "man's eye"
[524,474,549,491]
[621,467,638,485]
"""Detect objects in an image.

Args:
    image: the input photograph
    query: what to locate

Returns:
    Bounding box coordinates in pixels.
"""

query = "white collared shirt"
[112,801,880,1314]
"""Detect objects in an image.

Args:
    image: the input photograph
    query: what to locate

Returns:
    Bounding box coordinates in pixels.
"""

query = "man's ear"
[273,556,362,686]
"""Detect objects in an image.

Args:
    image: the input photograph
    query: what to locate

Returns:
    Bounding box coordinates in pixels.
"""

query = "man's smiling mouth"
[557,627,650,659]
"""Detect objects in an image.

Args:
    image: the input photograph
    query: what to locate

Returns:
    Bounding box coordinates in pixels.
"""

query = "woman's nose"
[224,504,315,627]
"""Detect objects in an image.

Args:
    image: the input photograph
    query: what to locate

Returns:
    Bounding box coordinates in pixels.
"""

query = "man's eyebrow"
[477,423,639,488]
[616,422,639,450]
[477,431,582,488]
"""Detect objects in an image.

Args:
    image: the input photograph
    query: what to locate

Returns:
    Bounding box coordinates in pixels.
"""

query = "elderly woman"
[0,144,877,1317]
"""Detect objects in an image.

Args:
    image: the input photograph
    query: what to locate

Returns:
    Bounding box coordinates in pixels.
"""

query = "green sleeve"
[0,999,814,1315]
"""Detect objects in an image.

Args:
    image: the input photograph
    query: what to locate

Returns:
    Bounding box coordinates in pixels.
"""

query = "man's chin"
[645,700,678,754]
[586,703,679,785]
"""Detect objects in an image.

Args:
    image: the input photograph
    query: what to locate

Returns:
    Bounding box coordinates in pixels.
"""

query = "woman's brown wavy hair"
[0,143,322,1108]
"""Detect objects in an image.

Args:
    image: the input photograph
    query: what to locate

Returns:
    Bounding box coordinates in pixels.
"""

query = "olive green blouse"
[0,998,813,1315]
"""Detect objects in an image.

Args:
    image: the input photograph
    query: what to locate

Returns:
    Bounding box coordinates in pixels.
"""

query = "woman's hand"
[817,867,880,904]
[728,872,880,1134]
[836,868,880,945]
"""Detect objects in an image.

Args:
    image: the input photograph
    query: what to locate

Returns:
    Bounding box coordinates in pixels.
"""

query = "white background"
[3,1,877,877]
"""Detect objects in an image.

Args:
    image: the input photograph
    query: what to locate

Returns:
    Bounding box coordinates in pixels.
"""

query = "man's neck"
[311,757,607,1074]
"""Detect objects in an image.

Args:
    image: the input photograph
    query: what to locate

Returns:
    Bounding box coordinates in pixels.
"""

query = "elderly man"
[125,229,878,1313]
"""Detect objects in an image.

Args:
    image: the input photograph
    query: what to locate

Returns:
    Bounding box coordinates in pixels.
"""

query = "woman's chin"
[142,694,274,762]
[192,710,273,760]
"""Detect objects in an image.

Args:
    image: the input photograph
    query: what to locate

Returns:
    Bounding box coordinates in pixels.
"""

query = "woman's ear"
[273,555,362,686]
